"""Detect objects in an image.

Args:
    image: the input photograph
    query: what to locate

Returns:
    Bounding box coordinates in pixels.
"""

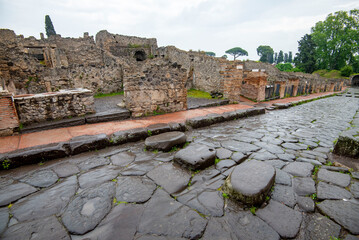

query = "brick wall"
[0,91,19,136]
[220,62,243,103]
[241,70,268,101]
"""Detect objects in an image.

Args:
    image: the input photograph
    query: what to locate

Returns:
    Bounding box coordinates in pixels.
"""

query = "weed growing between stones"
[250,206,256,215]
[147,130,152,136]
[215,158,221,164]
[2,159,11,170]
[222,193,229,199]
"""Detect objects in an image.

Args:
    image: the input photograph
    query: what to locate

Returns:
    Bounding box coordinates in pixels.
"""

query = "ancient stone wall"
[241,70,268,101]
[14,89,95,124]
[158,46,223,93]
[220,62,243,103]
[123,59,187,117]
[0,90,19,136]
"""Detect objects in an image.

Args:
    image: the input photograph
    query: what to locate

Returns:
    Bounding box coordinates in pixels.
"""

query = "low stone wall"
[14,89,95,124]
[124,59,187,117]
[0,90,19,136]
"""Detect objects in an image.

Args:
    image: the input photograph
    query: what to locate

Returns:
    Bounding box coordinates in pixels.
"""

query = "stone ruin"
[0,28,346,136]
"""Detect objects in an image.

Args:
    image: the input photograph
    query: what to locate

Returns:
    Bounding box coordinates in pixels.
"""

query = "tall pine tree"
[288,51,293,63]
[277,50,284,63]
[45,15,56,37]
[284,53,289,63]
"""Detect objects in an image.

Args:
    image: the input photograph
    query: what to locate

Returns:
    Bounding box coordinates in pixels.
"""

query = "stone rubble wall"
[0,91,19,136]
[123,59,187,117]
[14,89,95,124]
[241,70,268,101]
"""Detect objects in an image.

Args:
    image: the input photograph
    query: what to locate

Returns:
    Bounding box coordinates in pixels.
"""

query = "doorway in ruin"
[134,50,147,61]
[352,75,359,87]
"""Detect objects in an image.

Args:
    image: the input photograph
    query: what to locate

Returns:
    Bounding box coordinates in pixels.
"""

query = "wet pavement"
[1,92,359,239]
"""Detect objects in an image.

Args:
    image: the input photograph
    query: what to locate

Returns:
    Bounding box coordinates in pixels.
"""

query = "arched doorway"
[134,50,147,61]
[352,75,359,87]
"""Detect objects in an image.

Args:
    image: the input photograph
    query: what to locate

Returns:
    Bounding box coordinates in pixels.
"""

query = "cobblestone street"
[1,93,359,239]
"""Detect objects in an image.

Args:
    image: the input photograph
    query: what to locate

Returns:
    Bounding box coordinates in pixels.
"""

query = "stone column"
[279,83,286,98]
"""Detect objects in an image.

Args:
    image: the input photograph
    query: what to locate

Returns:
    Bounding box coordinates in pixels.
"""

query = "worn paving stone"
[19,169,58,188]
[297,213,341,240]
[282,162,314,177]
[216,159,236,172]
[216,148,233,159]
[1,215,70,240]
[202,211,280,240]
[191,168,221,186]
[62,182,116,235]
[293,177,316,196]
[317,169,351,187]
[264,160,287,169]
[250,151,277,161]
[0,183,37,206]
[120,160,160,176]
[153,152,174,162]
[79,166,119,189]
[145,131,186,151]
[138,189,207,239]
[317,200,359,234]
[0,208,9,234]
[174,144,216,170]
[271,184,296,208]
[69,134,109,155]
[317,181,352,200]
[72,204,145,240]
[231,152,247,163]
[296,196,315,212]
[224,160,275,205]
[176,188,224,217]
[277,153,295,162]
[254,142,285,154]
[76,156,110,171]
[275,169,292,186]
[302,150,328,159]
[134,234,186,240]
[11,176,77,222]
[352,171,359,180]
[296,157,322,165]
[221,140,261,153]
[110,151,135,166]
[115,176,156,203]
[344,234,359,240]
[351,182,359,198]
[282,142,308,150]
[147,163,191,194]
[52,163,80,178]
[256,200,303,238]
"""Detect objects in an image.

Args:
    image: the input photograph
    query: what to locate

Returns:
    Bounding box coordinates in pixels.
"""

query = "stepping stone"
[147,163,191,194]
[296,196,315,212]
[1,215,70,240]
[174,144,216,170]
[317,182,352,200]
[293,177,316,196]
[138,189,207,239]
[282,162,314,177]
[110,151,135,166]
[79,166,119,189]
[317,200,359,234]
[145,132,186,151]
[62,182,116,235]
[317,169,351,187]
[223,160,275,205]
[116,176,156,203]
[76,204,144,240]
[0,183,37,206]
[12,176,77,222]
[256,200,302,238]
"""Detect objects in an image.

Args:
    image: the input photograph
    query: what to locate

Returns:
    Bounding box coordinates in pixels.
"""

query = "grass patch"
[313,69,348,79]
[94,91,124,98]
[187,89,214,99]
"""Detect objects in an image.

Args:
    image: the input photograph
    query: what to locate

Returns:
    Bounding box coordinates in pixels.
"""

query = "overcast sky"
[1,0,358,60]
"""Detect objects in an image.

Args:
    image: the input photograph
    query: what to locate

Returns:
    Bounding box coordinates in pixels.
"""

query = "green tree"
[288,51,293,63]
[205,52,216,57]
[284,53,289,63]
[221,55,228,59]
[257,45,274,63]
[277,50,284,63]
[276,63,293,72]
[274,52,278,63]
[340,65,353,77]
[45,15,56,37]
[294,34,317,73]
[311,9,359,70]
[225,47,248,60]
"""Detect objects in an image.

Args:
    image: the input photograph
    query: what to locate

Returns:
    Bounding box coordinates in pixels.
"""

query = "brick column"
[279,84,286,98]
[220,63,242,103]
[0,90,19,136]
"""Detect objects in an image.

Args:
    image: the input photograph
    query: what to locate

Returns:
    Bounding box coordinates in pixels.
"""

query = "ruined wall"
[220,62,243,103]
[241,70,268,101]
[158,46,223,93]
[14,89,95,124]
[0,90,19,136]
[0,29,123,95]
[123,59,187,117]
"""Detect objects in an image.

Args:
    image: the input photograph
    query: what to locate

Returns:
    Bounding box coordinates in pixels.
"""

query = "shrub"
[340,65,353,77]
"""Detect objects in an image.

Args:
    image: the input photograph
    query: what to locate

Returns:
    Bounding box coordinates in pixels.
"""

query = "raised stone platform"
[223,160,275,205]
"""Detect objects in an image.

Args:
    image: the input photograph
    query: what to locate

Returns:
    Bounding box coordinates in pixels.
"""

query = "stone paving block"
[145,131,186,151]
[0,183,37,206]
[147,162,191,194]
[296,196,315,212]
[298,213,341,240]
[116,176,156,203]
[79,166,119,189]
[221,140,261,153]
[317,169,351,187]
[19,169,58,188]
[224,160,275,205]
[0,208,9,234]
[282,162,314,177]
[275,168,292,186]
[174,144,216,170]
[350,182,359,198]
[215,147,233,159]
[317,181,352,200]
[271,184,296,208]
[110,151,136,166]
[215,159,236,172]
[256,200,302,238]
[52,162,80,178]
[293,177,316,196]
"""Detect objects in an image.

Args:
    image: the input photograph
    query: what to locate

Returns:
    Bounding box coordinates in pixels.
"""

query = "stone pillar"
[279,83,286,98]
[221,63,242,103]
[0,90,19,136]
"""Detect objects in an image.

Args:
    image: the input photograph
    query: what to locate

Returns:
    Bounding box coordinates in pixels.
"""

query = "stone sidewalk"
[0,91,339,156]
